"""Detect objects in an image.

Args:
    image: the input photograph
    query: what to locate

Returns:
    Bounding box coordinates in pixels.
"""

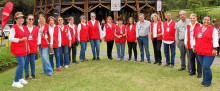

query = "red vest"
[88,20,101,40]
[38,24,51,48]
[126,24,137,42]
[151,21,163,41]
[115,25,126,43]
[79,23,89,42]
[68,24,78,44]
[186,23,200,49]
[163,21,176,41]
[105,23,115,41]
[60,25,70,46]
[195,26,215,56]
[10,25,29,56]
[24,26,39,53]
[52,25,59,48]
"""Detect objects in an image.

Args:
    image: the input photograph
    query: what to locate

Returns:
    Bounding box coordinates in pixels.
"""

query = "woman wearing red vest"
[68,16,79,64]
[114,18,126,61]
[184,13,202,77]
[77,15,89,62]
[57,16,72,69]
[37,14,53,76]
[9,12,28,88]
[48,16,61,71]
[193,16,219,87]
[163,13,176,68]
[24,14,38,81]
[104,16,115,60]
[126,17,138,62]
[150,13,163,66]
[88,12,102,60]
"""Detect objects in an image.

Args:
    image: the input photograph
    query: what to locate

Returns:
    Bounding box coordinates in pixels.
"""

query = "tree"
[187,0,202,12]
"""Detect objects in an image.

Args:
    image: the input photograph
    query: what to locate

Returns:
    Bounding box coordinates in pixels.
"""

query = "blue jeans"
[138,37,151,61]
[90,39,100,58]
[60,46,69,66]
[39,45,53,74]
[198,55,215,85]
[116,43,125,59]
[164,41,176,66]
[80,42,87,60]
[24,53,36,75]
[14,56,26,82]
[49,48,60,69]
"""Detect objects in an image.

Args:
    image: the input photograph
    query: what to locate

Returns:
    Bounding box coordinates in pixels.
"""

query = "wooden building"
[33,0,164,24]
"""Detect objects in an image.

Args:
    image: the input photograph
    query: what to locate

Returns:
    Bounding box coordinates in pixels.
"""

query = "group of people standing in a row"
[9,10,219,88]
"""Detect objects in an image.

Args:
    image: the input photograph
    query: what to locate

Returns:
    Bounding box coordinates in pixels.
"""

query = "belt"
[139,35,148,38]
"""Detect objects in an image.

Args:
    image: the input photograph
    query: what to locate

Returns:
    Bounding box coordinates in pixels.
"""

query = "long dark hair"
[128,17,135,26]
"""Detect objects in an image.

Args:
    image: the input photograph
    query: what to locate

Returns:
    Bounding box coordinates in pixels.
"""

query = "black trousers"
[217,39,220,55]
[152,38,162,63]
[188,49,202,75]
[68,42,77,62]
[107,40,114,59]
[127,42,137,60]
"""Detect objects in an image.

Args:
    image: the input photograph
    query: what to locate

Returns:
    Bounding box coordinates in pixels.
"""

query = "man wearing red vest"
[193,16,219,87]
[163,13,176,68]
[68,17,79,64]
[78,15,89,62]
[88,12,102,60]
[184,13,202,78]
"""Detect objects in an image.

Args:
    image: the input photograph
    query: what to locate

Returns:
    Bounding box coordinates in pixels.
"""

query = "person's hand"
[157,34,162,37]
[177,42,179,48]
[212,49,217,56]
[100,39,102,43]
[20,37,27,42]
[50,45,53,50]
[185,44,188,49]
[37,46,39,53]
[69,43,72,48]
[135,39,138,43]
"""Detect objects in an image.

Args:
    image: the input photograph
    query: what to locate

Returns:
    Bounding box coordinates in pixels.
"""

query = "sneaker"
[31,74,36,80]
[118,58,121,61]
[140,60,144,62]
[164,64,170,67]
[19,78,28,84]
[12,81,23,88]
[158,63,162,66]
[128,58,131,62]
[25,74,29,81]
[47,73,53,76]
[64,65,69,69]
[57,68,61,71]
[92,57,96,60]
[134,60,137,62]
[97,57,100,60]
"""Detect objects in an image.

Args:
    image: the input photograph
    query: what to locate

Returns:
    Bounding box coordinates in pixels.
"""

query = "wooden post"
[45,0,48,15]
[59,0,62,16]
[33,0,37,15]
[84,0,89,22]
[136,0,140,18]
[113,11,118,23]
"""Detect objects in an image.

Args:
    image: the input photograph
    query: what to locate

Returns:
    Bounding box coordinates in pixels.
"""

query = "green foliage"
[0,46,17,71]
[195,10,208,23]
[187,0,202,12]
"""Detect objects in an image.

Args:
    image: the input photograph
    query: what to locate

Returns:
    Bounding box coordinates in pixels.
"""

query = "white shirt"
[58,25,71,41]
[89,20,102,39]
[51,25,61,47]
[37,25,53,45]
[27,25,33,33]
[162,20,175,44]
[153,23,157,38]
[68,23,76,35]
[9,26,24,43]
[193,27,219,47]
[184,22,201,49]
[77,22,87,41]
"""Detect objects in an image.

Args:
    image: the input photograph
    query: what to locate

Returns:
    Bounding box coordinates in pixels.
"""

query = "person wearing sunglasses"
[57,16,72,69]
[48,16,61,71]
[24,14,39,81]
[88,12,102,61]
[9,12,29,88]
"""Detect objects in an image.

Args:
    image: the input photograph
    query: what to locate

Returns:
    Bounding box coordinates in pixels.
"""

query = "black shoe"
[25,74,29,81]
[164,64,170,67]
[140,60,144,62]
[97,57,100,60]
[153,62,158,64]
[189,73,196,76]
[31,74,36,80]
[201,81,205,85]
[178,68,186,71]
[204,84,211,87]
[197,74,202,78]
[92,57,96,60]
[158,63,162,66]
[73,61,79,64]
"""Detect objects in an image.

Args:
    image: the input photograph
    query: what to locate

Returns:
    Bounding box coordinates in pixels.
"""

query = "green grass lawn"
[0,54,220,91]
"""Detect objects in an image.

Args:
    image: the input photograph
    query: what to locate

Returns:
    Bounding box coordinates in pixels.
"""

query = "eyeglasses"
[28,18,34,21]
[58,19,63,21]
[91,16,95,17]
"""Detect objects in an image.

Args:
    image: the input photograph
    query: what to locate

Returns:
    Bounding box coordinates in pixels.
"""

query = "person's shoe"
[153,62,158,64]
[164,64,170,67]
[64,65,69,69]
[19,79,28,84]
[80,60,84,62]
[201,81,205,85]
[73,61,79,64]
[31,74,36,80]
[25,74,29,81]
[97,57,100,60]
[148,61,151,64]
[158,63,162,66]
[178,68,185,71]
[92,57,96,60]
[84,59,88,61]
[41,72,45,75]
[134,60,137,62]
[171,65,174,68]
[189,73,196,76]
[204,84,211,87]
[197,74,202,78]
[140,60,144,62]
[108,58,113,60]
[12,81,23,88]
[57,68,61,71]
[118,58,121,61]
[47,73,53,76]
[188,70,191,73]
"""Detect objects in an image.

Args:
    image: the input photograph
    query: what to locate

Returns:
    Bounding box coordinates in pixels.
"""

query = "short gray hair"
[139,13,145,17]
[179,10,187,15]
[80,15,86,20]
[90,12,96,17]
[151,13,160,21]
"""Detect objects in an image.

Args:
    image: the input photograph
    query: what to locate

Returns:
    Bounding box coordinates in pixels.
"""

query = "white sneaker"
[64,65,69,69]
[12,81,23,88]
[19,78,28,84]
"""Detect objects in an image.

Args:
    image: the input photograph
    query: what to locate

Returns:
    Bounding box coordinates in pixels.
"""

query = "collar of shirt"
[68,23,75,29]
[81,22,86,26]
[189,22,198,31]
[108,23,112,27]
[167,20,172,26]
[59,25,64,31]
[27,25,33,33]
[91,20,96,26]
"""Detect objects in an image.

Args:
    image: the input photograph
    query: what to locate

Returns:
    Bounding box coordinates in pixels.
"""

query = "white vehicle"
[2,24,13,39]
